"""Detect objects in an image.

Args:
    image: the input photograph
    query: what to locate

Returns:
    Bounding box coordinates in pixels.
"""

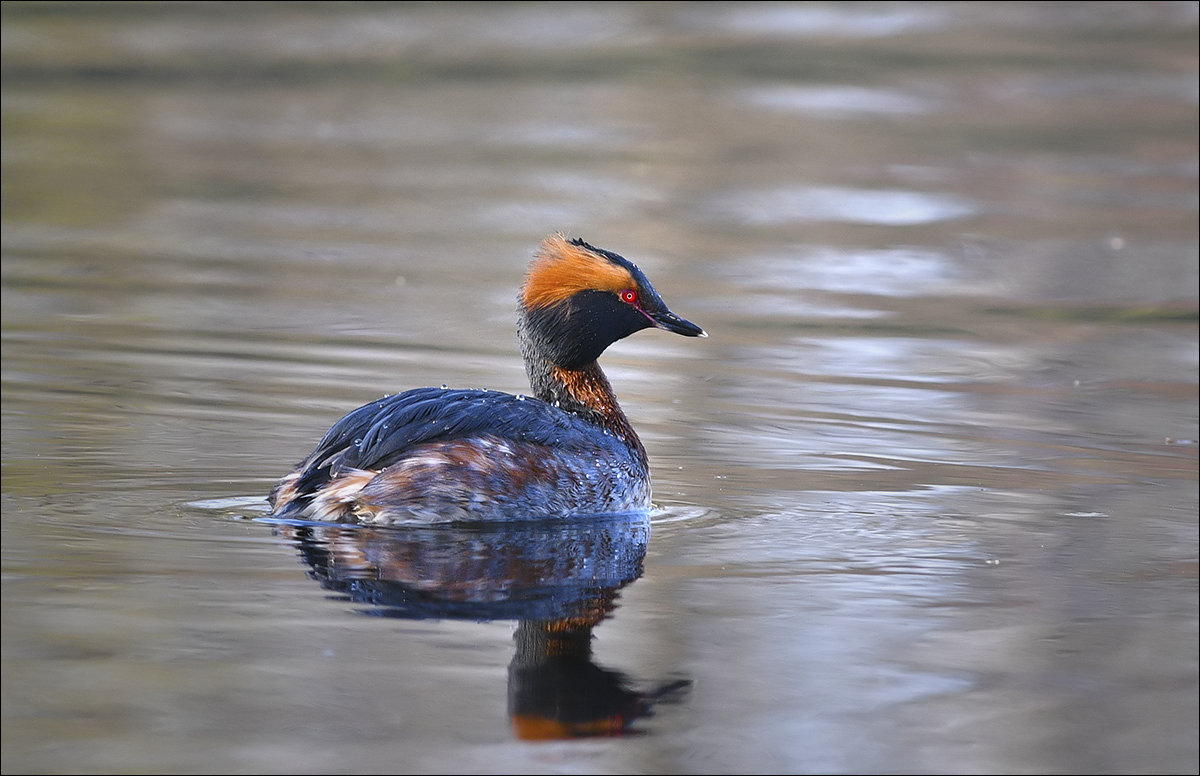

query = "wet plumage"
[269,234,705,524]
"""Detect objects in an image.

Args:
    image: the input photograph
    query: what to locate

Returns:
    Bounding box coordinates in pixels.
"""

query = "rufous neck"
[524,354,643,449]
[518,307,645,456]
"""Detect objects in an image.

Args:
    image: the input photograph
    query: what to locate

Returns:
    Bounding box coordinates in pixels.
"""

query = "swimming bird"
[269,233,706,524]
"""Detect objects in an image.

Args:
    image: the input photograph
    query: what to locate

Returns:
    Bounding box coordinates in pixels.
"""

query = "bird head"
[518,234,705,369]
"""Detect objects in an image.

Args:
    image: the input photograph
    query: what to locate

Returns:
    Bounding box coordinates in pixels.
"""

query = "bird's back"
[269,386,650,523]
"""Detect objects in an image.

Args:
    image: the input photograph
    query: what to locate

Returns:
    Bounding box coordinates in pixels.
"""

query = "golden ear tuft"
[520,234,636,309]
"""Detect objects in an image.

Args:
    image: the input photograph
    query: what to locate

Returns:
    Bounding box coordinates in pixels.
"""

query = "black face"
[521,239,706,370]
[523,289,653,369]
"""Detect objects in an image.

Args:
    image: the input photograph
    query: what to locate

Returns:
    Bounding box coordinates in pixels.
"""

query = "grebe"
[269,234,705,524]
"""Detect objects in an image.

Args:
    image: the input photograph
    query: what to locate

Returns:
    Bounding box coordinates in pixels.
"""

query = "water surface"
[2,2,1197,774]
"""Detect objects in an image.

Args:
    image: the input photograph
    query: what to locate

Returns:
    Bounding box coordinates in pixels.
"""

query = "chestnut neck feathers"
[517,234,704,441]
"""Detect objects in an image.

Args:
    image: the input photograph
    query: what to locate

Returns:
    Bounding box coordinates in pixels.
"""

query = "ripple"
[719,3,945,38]
[651,504,719,526]
[186,495,273,513]
[706,186,977,227]
[743,85,934,118]
[722,246,970,297]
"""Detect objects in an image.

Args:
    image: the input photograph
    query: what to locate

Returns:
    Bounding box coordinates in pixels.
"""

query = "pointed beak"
[649,308,707,338]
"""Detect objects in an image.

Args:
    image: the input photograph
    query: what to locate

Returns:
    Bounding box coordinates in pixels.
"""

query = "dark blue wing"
[284,387,607,499]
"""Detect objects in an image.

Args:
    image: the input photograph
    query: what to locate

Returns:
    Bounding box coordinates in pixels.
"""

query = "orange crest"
[521,234,637,309]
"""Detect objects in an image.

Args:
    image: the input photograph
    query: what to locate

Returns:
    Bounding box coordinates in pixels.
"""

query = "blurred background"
[2,2,1197,773]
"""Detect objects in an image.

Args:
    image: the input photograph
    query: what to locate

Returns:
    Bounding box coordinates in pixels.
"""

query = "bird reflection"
[269,514,690,739]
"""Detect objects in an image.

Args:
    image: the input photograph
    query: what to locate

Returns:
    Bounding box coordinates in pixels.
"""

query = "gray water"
[2,2,1197,774]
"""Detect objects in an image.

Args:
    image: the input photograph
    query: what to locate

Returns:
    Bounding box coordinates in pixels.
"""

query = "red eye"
[619,289,638,305]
